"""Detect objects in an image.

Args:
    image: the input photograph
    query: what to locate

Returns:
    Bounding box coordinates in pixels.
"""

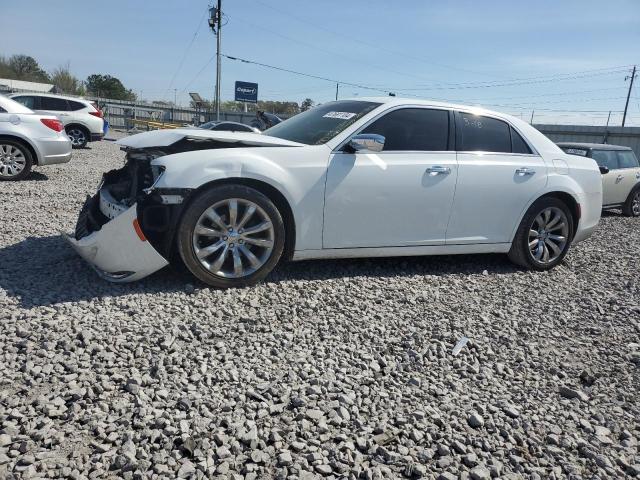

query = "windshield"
[264,100,380,145]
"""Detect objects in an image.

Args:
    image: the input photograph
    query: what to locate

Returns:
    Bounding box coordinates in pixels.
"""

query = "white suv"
[9,93,105,148]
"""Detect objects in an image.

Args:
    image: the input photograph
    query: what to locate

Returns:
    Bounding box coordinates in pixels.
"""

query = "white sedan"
[67,98,602,287]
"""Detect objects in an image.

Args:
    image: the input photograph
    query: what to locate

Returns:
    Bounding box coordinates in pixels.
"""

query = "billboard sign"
[235,81,258,103]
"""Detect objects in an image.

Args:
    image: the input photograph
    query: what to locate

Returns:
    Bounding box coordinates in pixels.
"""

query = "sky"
[2,0,640,126]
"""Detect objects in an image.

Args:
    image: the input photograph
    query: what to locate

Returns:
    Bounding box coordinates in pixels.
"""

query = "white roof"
[0,78,55,93]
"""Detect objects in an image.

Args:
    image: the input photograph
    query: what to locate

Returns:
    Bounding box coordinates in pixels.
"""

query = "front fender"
[151,145,330,251]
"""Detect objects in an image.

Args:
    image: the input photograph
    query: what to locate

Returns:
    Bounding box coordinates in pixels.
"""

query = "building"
[0,78,56,94]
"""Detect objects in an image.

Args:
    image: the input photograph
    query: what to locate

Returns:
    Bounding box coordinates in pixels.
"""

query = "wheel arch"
[65,123,90,134]
[182,177,297,260]
[0,134,39,165]
[512,190,581,243]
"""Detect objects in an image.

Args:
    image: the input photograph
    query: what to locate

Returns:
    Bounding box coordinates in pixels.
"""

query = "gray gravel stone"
[0,135,637,479]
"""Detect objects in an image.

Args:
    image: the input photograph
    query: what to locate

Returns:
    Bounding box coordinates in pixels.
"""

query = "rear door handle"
[515,167,536,176]
[426,165,451,176]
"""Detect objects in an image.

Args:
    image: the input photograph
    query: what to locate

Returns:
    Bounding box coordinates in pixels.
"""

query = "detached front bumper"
[65,197,169,283]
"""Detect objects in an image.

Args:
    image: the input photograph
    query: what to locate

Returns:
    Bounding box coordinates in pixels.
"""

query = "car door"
[592,150,623,205]
[616,150,640,201]
[446,111,548,244]
[323,107,458,248]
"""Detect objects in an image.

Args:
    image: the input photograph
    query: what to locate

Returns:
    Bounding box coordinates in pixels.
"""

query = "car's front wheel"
[177,185,285,288]
[622,188,640,217]
[508,197,574,270]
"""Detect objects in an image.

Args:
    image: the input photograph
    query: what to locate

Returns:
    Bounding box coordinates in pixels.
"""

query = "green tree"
[85,74,136,100]
[300,98,315,111]
[1,54,50,82]
[50,63,83,95]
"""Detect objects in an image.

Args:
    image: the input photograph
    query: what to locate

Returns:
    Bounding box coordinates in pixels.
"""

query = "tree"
[50,63,83,95]
[300,98,315,112]
[85,74,136,100]
[0,54,50,82]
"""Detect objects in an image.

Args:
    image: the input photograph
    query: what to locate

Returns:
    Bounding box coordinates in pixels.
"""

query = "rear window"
[41,97,70,111]
[618,150,639,168]
[456,112,511,153]
[68,100,86,111]
[591,150,619,170]
[561,147,589,156]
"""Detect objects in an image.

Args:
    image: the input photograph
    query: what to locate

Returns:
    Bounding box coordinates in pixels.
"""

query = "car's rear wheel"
[508,197,574,270]
[0,140,33,181]
[177,185,285,288]
[66,125,88,148]
[622,188,640,217]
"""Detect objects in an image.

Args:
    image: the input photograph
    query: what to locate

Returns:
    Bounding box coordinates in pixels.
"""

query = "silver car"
[0,94,72,181]
[558,142,640,217]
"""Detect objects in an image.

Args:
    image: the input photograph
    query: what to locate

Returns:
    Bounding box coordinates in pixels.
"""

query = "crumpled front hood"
[116,128,304,149]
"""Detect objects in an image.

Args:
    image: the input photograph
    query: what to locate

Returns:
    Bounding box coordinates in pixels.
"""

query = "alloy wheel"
[528,207,569,264]
[192,198,275,278]
[0,144,27,178]
[633,192,640,216]
[67,128,86,147]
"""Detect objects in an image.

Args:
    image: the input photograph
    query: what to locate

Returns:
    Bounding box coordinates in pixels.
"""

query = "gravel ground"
[1,134,639,479]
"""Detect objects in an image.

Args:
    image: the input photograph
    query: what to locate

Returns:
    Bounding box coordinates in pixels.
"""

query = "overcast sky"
[2,0,640,125]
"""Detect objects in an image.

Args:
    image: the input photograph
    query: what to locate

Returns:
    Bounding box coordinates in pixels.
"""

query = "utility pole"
[209,1,222,121]
[605,111,611,127]
[622,65,637,127]
[530,110,535,124]
[335,83,339,101]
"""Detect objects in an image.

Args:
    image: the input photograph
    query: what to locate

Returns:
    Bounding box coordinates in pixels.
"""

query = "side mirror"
[346,134,385,153]
[599,166,609,174]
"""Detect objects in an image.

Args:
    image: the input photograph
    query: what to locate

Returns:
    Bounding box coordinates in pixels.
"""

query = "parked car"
[199,121,261,133]
[0,94,72,181]
[251,111,282,131]
[9,93,105,148]
[66,98,602,287]
[557,142,640,217]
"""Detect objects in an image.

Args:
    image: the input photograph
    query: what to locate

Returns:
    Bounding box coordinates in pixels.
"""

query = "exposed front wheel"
[0,140,33,181]
[177,185,285,288]
[66,126,88,148]
[508,197,574,270]
[622,188,640,217]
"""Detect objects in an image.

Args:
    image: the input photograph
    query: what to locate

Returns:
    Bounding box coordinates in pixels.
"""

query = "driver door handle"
[426,165,451,176]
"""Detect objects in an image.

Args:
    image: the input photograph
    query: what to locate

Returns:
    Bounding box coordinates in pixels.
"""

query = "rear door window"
[456,112,511,153]
[40,97,70,111]
[617,151,639,169]
[361,108,450,151]
[591,150,619,170]
[510,127,532,154]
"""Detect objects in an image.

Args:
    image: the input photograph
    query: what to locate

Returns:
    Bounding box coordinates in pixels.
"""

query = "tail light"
[89,110,104,118]
[40,118,64,132]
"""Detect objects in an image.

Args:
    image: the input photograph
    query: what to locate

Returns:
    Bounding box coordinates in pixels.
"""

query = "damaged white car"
[66,98,602,288]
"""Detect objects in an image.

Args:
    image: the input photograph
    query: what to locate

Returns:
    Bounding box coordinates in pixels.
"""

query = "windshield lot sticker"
[323,111,357,119]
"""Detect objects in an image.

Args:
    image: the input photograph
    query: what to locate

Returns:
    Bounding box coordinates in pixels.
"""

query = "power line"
[163,7,209,101]
[247,0,502,80]
[229,15,437,84]
[221,53,400,95]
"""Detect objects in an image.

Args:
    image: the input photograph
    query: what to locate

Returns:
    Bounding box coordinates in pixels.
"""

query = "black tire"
[621,187,640,217]
[508,197,574,270]
[0,139,33,181]
[65,125,89,148]
[177,185,285,288]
